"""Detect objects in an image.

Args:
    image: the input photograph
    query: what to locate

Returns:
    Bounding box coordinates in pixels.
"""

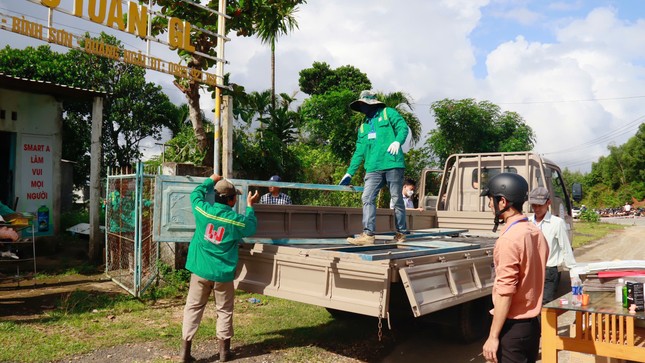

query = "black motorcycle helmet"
[480,173,528,232]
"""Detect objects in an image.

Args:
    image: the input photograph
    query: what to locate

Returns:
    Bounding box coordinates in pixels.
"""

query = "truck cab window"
[472,167,518,189]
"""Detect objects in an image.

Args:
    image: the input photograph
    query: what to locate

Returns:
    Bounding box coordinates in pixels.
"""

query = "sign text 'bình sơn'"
[1,0,222,87]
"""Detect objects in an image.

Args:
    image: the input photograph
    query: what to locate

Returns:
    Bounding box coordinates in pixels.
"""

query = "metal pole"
[214,88,221,175]
[146,0,152,66]
[213,0,227,175]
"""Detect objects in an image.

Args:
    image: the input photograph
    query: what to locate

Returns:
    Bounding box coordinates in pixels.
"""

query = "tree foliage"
[254,0,304,109]
[298,62,422,165]
[299,61,371,96]
[560,123,645,209]
[0,39,180,187]
[299,89,360,161]
[149,0,306,164]
[426,98,536,166]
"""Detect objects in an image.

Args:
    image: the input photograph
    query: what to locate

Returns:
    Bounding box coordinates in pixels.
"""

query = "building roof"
[0,72,107,100]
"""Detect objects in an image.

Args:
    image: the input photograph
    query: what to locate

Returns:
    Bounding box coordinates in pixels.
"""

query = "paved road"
[380,223,645,363]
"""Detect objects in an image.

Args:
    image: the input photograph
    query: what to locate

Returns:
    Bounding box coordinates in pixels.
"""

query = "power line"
[412,94,645,107]
[543,116,644,155]
[497,95,645,105]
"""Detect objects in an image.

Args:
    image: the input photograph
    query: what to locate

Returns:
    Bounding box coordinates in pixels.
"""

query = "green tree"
[0,39,180,187]
[150,0,306,163]
[299,61,372,96]
[299,89,359,161]
[583,122,645,208]
[426,98,536,166]
[255,0,304,110]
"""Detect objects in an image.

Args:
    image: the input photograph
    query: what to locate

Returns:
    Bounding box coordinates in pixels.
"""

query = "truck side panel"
[235,243,392,318]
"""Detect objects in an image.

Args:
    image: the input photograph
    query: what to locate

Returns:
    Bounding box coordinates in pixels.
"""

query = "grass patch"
[572,221,626,248]
[0,285,382,363]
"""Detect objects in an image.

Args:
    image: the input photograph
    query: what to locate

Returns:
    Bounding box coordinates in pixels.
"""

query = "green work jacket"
[186,178,257,282]
[347,107,409,175]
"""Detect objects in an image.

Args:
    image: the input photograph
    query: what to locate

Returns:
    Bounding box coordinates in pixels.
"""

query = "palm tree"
[378,91,422,145]
[254,1,303,111]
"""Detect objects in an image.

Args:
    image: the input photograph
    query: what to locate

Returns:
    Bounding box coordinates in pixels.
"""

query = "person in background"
[390,178,423,211]
[339,90,410,245]
[0,202,19,258]
[529,187,576,305]
[0,227,18,241]
[480,173,549,363]
[180,174,259,363]
[0,201,14,216]
[624,202,632,215]
[259,175,292,205]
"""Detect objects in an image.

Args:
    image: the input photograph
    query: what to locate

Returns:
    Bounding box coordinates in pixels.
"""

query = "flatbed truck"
[153,151,574,341]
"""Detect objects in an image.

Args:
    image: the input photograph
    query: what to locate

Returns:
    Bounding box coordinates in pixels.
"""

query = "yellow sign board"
[1,0,225,87]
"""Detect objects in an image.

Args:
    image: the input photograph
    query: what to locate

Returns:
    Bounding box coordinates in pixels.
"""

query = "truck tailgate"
[396,244,495,317]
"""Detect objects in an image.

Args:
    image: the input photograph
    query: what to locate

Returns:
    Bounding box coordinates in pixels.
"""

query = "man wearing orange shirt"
[480,173,549,363]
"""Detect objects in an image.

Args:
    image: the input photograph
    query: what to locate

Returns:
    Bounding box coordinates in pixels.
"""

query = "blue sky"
[1,0,644,173]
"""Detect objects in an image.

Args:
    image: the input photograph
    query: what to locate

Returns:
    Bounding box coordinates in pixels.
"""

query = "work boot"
[180,339,195,363]
[219,338,232,362]
[393,232,406,243]
[347,233,375,246]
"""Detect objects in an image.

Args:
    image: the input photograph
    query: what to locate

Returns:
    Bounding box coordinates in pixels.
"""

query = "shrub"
[580,209,600,223]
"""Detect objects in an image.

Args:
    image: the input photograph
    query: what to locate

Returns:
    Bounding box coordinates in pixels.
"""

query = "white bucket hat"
[350,90,385,111]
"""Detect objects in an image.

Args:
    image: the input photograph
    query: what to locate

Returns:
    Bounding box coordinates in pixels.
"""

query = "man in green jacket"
[181,174,259,362]
[339,90,410,245]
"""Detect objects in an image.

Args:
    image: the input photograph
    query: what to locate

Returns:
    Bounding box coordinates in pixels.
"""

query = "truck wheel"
[449,297,492,343]
[325,308,363,320]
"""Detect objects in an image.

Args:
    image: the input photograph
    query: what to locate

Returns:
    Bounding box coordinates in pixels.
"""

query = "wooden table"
[541,291,645,362]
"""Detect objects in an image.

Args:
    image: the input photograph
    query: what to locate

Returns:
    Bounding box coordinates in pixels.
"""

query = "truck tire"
[446,297,492,343]
[325,308,364,320]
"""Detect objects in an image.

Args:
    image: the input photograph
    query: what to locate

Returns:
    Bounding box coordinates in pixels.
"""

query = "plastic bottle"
[623,283,629,308]
[616,278,625,303]
[37,205,49,232]
[571,275,582,307]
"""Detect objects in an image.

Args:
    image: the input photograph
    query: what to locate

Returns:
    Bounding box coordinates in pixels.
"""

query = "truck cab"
[418,152,574,237]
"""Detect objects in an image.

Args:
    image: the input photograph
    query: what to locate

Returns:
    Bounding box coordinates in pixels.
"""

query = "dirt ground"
[1,222,644,363]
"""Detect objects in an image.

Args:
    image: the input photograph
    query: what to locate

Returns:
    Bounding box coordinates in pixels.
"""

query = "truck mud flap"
[235,244,392,318]
[398,251,494,317]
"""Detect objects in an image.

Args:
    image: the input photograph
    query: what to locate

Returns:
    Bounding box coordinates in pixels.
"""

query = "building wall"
[0,88,63,235]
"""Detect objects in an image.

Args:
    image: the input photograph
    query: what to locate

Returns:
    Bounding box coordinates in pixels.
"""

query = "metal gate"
[105,162,157,297]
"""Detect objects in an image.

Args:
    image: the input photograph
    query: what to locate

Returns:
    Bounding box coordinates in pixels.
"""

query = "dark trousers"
[543,266,561,305]
[497,317,540,363]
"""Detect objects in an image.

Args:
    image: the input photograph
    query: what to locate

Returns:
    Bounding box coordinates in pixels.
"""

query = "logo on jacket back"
[205,223,225,244]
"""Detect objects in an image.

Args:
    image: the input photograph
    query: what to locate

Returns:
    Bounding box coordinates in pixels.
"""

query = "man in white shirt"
[529,187,576,305]
[390,179,423,211]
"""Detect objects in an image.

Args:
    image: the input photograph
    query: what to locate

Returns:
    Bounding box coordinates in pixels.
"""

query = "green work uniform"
[347,107,409,175]
[186,178,257,282]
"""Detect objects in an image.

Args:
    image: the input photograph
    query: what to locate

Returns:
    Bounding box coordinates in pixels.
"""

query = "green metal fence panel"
[105,162,158,297]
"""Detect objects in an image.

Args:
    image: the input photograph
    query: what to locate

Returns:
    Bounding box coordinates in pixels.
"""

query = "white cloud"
[493,7,543,25]
[483,6,645,170]
[2,0,644,173]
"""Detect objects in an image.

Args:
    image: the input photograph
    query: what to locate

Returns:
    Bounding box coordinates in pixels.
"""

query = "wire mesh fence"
[105,163,157,297]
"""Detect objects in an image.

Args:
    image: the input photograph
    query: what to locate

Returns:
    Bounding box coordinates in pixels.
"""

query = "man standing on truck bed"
[180,174,259,362]
[480,173,549,363]
[339,90,410,245]
[528,187,576,305]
